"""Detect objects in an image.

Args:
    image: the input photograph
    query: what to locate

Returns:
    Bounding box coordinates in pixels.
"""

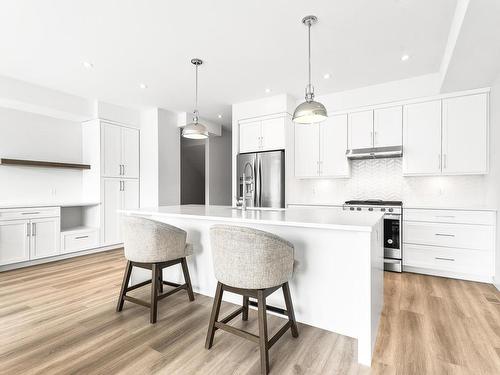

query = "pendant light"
[293,15,328,124]
[182,58,209,139]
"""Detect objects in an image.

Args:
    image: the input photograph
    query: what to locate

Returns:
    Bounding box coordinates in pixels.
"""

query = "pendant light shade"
[293,15,328,124]
[182,58,209,139]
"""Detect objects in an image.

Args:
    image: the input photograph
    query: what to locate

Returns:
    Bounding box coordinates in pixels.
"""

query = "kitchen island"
[120,205,384,366]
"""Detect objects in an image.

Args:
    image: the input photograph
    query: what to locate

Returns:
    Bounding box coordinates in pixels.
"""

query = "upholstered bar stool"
[205,225,298,375]
[116,216,195,324]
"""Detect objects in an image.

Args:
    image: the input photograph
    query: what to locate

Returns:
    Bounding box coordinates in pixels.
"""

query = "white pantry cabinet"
[101,122,140,178]
[295,114,350,178]
[102,178,139,245]
[403,93,488,176]
[441,94,488,175]
[239,116,285,153]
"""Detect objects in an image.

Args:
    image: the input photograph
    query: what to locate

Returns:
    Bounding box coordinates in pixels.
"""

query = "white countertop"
[120,204,384,232]
[0,201,101,209]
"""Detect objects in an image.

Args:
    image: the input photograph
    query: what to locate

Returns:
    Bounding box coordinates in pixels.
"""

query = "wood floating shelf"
[0,158,91,170]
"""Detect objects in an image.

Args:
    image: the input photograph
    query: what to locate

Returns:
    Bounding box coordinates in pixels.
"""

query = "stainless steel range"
[343,200,403,273]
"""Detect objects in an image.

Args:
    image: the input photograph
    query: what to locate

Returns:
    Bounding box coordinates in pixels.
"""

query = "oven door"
[384,214,401,259]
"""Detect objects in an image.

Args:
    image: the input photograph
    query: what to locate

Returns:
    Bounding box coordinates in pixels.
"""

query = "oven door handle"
[384,258,401,264]
[384,214,401,220]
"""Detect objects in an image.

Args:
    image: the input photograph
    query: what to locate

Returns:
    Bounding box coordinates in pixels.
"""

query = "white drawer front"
[0,207,60,221]
[404,244,492,277]
[404,209,495,225]
[404,221,494,251]
[62,230,99,253]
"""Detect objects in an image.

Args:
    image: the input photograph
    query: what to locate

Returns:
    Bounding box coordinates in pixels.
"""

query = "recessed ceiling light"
[82,61,94,69]
[139,83,148,89]
[217,114,223,119]
[323,73,331,79]
[265,88,271,93]
[401,54,410,62]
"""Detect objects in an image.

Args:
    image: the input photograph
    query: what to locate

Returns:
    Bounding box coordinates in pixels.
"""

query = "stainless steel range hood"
[346,145,403,160]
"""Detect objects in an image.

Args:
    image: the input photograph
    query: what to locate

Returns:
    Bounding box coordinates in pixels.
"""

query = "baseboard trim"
[0,244,123,272]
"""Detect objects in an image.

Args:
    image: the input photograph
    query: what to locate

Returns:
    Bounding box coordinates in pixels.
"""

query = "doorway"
[180,137,206,204]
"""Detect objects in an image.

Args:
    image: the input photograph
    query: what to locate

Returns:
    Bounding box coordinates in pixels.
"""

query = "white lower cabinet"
[29,217,60,260]
[61,227,99,254]
[0,219,30,265]
[103,178,140,245]
[403,208,495,282]
[0,208,61,266]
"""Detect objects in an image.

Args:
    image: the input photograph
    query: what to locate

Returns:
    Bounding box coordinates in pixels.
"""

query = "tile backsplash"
[288,158,497,208]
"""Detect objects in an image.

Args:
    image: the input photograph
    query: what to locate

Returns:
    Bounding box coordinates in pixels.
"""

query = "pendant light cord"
[308,21,311,90]
[195,63,198,112]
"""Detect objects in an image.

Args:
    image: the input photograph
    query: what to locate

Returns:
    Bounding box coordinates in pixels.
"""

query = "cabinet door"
[261,117,285,151]
[442,94,488,175]
[30,217,60,260]
[0,220,30,265]
[121,127,140,178]
[239,121,262,153]
[120,179,140,242]
[348,110,374,149]
[294,123,320,177]
[103,178,122,245]
[102,123,122,177]
[320,115,350,177]
[374,106,402,147]
[403,100,442,175]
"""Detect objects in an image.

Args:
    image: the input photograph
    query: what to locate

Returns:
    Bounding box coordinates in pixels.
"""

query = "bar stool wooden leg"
[116,260,133,312]
[181,257,195,301]
[150,264,159,324]
[257,290,270,375]
[282,282,299,338]
[158,268,163,293]
[242,296,249,321]
[205,282,223,349]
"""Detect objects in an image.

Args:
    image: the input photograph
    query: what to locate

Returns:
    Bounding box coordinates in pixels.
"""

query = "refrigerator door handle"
[254,156,260,207]
[258,155,263,207]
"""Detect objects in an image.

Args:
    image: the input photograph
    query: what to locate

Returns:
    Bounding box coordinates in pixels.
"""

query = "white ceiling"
[0,0,457,126]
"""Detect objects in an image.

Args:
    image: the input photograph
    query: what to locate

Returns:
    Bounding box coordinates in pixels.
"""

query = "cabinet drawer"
[404,208,495,225]
[0,207,60,221]
[404,221,494,251]
[61,229,99,253]
[404,244,492,276]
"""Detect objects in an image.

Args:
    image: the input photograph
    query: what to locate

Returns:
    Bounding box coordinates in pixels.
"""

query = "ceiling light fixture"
[293,15,328,124]
[401,54,410,61]
[323,73,331,79]
[182,58,209,139]
[217,114,223,119]
[265,88,272,93]
[139,83,148,89]
[82,61,94,69]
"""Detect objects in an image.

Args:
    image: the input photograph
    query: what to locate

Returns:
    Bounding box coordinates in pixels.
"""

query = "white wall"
[207,128,232,205]
[139,109,159,207]
[0,107,83,203]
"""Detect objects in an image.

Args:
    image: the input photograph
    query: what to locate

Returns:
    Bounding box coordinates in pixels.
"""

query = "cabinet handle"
[122,181,125,191]
[436,215,455,219]
[22,212,40,215]
[32,223,36,236]
[120,181,123,191]
[122,164,126,175]
[443,154,447,169]
[374,131,378,146]
[27,222,31,237]
[435,233,455,237]
[435,257,455,262]
[370,131,374,146]
[75,235,89,240]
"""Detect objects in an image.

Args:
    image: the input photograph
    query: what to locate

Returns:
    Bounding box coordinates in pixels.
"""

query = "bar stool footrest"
[214,322,260,344]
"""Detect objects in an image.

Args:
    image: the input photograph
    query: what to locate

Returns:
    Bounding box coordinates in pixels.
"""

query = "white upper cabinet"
[403,100,442,176]
[295,115,350,178]
[239,121,262,153]
[101,122,140,178]
[239,117,286,153]
[374,106,402,147]
[348,110,373,149]
[261,117,286,151]
[320,115,350,177]
[442,94,488,175]
[295,123,320,178]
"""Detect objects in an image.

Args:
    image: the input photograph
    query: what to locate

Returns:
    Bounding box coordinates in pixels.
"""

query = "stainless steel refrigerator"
[236,150,285,208]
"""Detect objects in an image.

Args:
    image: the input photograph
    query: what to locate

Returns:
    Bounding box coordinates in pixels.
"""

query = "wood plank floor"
[0,249,499,374]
